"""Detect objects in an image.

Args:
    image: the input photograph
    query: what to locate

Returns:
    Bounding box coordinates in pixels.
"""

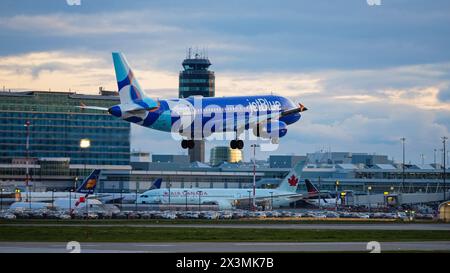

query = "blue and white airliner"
[81,53,307,150]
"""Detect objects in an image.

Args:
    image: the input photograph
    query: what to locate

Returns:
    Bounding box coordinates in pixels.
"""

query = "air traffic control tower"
[179,49,215,162]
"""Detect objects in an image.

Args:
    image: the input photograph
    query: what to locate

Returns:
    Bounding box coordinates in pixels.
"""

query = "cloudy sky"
[0,0,449,163]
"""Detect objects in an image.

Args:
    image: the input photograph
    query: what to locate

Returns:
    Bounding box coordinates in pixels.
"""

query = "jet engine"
[253,120,288,139]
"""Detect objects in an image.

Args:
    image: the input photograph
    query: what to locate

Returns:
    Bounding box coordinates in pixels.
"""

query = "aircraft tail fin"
[276,161,306,192]
[149,178,162,190]
[305,179,319,194]
[112,52,158,109]
[76,169,101,195]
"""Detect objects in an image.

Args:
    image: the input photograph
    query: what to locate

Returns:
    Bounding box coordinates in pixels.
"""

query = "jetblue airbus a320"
[81,52,307,150]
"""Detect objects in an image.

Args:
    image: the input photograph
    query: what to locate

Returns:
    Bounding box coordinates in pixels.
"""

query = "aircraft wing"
[76,105,109,111]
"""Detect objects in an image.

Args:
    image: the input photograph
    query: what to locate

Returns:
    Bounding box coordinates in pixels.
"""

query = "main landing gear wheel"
[230,140,244,150]
[181,140,195,149]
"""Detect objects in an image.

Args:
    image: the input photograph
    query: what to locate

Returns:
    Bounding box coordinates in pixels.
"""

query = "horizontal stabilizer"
[76,105,109,111]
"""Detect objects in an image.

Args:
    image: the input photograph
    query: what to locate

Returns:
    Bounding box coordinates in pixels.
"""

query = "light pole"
[0,188,4,211]
[335,180,339,211]
[247,190,252,211]
[400,137,406,193]
[69,189,73,215]
[184,190,188,211]
[383,191,389,208]
[51,189,56,209]
[112,185,115,206]
[434,149,437,166]
[85,194,89,218]
[318,177,321,210]
[24,121,32,209]
[168,182,172,209]
[197,190,202,211]
[443,136,448,201]
[250,144,260,211]
[135,187,138,212]
[80,138,90,179]
[368,186,372,213]
[269,191,274,211]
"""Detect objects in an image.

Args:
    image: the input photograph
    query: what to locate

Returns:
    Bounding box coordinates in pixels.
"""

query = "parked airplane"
[79,52,307,150]
[304,179,341,208]
[12,169,101,203]
[137,162,307,209]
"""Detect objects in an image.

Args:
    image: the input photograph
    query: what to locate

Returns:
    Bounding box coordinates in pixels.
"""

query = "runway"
[2,223,450,230]
[0,241,449,253]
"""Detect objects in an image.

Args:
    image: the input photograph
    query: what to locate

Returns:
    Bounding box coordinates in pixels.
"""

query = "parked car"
[0,212,16,220]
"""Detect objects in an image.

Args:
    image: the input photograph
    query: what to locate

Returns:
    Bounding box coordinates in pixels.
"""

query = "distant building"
[351,154,391,165]
[152,154,189,164]
[179,49,215,163]
[210,146,243,166]
[130,151,150,163]
[306,152,352,164]
[98,87,119,97]
[131,154,190,171]
[269,155,306,168]
[130,151,151,171]
[306,151,392,165]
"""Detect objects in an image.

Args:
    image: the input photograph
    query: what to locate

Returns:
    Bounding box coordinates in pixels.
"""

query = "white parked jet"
[137,162,307,209]
[9,198,103,211]
[13,169,100,203]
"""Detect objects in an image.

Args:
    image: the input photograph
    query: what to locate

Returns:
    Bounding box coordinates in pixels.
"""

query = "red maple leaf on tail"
[288,175,298,187]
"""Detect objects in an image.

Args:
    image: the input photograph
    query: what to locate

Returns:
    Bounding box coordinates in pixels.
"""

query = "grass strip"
[0,226,449,242]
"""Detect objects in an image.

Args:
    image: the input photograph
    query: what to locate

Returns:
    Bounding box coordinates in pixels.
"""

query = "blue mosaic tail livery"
[112,52,158,110]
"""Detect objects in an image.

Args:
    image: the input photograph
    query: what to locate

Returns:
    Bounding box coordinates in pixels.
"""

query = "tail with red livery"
[276,161,306,192]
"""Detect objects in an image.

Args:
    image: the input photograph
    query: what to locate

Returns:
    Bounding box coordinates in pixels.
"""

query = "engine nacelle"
[253,121,288,139]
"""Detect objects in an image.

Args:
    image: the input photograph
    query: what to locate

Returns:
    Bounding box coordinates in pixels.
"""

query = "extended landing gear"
[181,139,195,149]
[230,139,244,150]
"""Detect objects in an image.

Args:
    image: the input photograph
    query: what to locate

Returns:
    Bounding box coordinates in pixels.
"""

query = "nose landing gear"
[230,139,244,150]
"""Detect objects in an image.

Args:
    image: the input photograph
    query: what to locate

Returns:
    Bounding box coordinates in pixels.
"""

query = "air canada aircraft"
[80,52,307,150]
[137,161,307,209]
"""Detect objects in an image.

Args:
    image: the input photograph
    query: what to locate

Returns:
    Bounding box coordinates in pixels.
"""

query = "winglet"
[299,103,308,112]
